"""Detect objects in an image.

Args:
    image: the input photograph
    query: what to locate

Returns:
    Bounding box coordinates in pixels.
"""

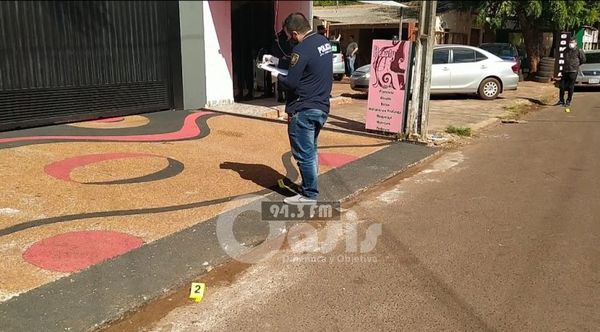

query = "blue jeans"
[288,109,328,199]
[347,55,356,75]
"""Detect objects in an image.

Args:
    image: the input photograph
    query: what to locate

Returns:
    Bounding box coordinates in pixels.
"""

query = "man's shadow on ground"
[220,162,300,197]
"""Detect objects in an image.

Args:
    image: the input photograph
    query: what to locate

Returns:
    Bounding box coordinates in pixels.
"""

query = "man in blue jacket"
[272,13,333,205]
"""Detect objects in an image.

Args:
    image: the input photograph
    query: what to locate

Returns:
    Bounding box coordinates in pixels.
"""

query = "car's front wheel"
[478,77,501,100]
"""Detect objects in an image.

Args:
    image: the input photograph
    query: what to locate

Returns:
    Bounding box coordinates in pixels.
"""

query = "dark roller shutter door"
[0,1,179,132]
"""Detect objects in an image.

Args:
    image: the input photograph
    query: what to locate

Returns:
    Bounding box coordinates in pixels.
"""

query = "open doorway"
[358,28,401,66]
[231,1,275,102]
[470,28,481,46]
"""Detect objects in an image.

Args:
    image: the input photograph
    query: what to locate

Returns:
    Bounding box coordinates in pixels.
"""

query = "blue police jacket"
[278,32,333,115]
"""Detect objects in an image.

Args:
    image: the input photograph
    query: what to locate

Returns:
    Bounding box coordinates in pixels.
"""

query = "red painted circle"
[23,231,144,272]
[319,153,359,168]
[93,117,125,123]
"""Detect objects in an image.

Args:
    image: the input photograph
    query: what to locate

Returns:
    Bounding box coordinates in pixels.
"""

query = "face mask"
[569,43,576,49]
[284,29,298,46]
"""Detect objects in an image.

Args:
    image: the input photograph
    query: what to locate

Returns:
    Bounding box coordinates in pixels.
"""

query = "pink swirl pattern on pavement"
[44,152,160,182]
[0,111,212,144]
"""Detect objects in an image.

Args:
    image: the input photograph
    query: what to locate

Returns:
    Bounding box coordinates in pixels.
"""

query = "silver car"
[351,45,520,100]
[330,41,345,81]
[576,50,600,87]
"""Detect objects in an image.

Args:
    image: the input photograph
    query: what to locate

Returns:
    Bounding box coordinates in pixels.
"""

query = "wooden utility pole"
[399,7,403,40]
[406,0,437,142]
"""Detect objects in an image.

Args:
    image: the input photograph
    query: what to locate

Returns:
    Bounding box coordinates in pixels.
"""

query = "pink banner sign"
[365,40,412,133]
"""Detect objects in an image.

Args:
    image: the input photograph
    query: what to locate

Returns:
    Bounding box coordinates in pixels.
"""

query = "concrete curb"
[470,89,555,133]
[207,96,354,122]
[471,118,500,132]
[330,96,355,105]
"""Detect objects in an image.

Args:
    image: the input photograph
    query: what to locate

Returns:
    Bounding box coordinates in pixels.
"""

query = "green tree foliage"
[478,0,600,31]
[464,0,600,76]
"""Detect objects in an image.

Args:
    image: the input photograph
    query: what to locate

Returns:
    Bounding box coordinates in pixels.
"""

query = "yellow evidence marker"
[278,179,294,192]
[189,282,206,303]
[565,107,571,113]
[277,179,286,188]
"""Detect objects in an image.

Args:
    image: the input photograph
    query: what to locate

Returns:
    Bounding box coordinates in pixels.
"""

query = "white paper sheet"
[257,62,288,76]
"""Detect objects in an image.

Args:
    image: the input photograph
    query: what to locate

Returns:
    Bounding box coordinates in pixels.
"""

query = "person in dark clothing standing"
[317,25,326,36]
[231,3,255,101]
[270,13,333,205]
[556,39,586,107]
[346,35,359,75]
[270,29,296,103]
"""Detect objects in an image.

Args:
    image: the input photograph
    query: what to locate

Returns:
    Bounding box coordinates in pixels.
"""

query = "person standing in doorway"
[270,28,295,103]
[232,2,256,101]
[346,35,359,75]
[317,25,326,36]
[556,38,586,107]
[272,13,333,205]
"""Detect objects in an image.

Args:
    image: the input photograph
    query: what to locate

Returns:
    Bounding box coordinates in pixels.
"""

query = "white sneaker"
[283,194,317,205]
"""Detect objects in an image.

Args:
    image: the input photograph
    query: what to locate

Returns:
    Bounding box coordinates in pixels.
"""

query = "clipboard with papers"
[257,62,288,77]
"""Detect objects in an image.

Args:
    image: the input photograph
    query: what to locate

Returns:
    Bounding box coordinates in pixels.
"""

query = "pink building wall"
[275,1,312,31]
[202,1,311,105]
[204,1,234,105]
[208,1,232,78]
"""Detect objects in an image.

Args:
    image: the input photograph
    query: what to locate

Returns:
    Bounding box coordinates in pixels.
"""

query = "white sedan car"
[351,45,519,100]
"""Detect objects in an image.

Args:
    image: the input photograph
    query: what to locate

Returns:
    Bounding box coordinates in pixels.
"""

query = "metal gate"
[0,1,180,132]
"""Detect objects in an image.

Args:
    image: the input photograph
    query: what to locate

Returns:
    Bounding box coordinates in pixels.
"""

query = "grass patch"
[501,102,542,121]
[445,126,471,137]
[505,105,521,115]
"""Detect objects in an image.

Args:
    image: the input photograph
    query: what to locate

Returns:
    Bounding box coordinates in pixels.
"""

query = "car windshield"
[585,52,600,63]
[480,44,516,57]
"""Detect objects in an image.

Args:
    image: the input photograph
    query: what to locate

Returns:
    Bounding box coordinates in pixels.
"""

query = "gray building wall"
[178,1,207,110]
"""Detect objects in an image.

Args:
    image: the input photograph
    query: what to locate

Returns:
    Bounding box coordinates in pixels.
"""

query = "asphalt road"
[144,90,600,331]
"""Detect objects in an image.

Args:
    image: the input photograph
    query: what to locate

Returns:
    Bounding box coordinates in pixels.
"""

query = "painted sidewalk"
[0,109,434,331]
